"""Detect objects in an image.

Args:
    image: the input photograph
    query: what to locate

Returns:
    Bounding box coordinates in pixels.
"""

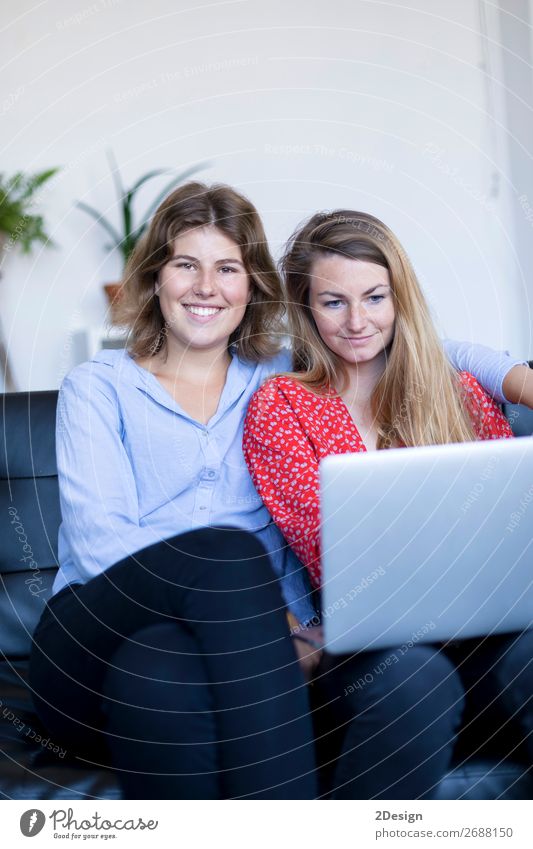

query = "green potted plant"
[0,167,59,258]
[76,150,207,318]
[0,166,59,390]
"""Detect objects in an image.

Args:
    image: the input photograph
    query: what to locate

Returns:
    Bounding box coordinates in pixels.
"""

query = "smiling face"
[308,254,396,368]
[155,225,251,357]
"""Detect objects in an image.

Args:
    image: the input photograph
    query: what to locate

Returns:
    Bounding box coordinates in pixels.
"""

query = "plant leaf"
[18,168,60,202]
[141,162,209,223]
[75,200,121,246]
[122,194,133,247]
[0,168,59,253]
[106,148,125,205]
[1,172,25,202]
[128,168,171,198]
[27,167,59,191]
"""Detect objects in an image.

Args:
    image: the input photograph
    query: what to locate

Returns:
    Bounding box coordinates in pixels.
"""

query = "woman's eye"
[219,266,238,274]
[368,294,384,304]
[176,262,195,270]
[324,299,343,308]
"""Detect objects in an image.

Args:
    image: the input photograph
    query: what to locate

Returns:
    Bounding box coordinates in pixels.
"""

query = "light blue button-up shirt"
[53,340,520,622]
[53,346,317,623]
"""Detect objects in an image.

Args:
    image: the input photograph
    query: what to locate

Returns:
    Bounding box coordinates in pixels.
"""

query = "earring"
[149,325,166,356]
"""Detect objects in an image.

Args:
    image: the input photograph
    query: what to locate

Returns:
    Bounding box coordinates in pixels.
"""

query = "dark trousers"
[311,631,533,799]
[29,528,317,800]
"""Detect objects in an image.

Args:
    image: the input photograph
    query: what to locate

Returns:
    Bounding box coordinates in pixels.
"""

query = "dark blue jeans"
[29,528,316,800]
[311,631,533,799]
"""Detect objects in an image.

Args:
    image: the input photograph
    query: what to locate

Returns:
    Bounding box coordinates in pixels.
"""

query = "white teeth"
[184,305,222,316]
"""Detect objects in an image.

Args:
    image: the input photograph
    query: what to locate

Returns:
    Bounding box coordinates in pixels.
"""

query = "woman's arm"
[57,368,179,583]
[443,339,528,404]
[243,380,323,589]
[501,364,533,408]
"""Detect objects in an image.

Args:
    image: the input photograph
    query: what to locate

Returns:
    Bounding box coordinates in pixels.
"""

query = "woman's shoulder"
[246,375,326,440]
[247,347,291,381]
[60,349,134,401]
[252,372,315,405]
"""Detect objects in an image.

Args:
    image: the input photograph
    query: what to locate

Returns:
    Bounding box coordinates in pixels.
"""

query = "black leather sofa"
[1,389,533,800]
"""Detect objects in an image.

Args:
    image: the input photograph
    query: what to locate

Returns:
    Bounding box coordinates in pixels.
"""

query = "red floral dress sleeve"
[243,378,323,589]
[458,372,514,440]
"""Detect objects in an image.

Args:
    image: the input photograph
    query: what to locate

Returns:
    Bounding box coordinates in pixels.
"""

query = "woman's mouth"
[183,304,224,316]
[341,333,375,345]
[182,304,225,321]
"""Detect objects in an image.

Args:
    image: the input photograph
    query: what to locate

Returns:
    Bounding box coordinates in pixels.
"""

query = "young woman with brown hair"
[243,210,533,798]
[29,182,318,800]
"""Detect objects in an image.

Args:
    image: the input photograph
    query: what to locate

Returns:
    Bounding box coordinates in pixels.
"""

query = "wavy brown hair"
[114,182,284,361]
[281,210,476,447]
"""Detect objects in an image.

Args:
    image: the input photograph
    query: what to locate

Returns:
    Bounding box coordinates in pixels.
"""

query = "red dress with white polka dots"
[243,371,514,590]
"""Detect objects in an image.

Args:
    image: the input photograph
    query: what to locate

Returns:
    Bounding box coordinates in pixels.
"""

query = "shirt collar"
[94,346,255,424]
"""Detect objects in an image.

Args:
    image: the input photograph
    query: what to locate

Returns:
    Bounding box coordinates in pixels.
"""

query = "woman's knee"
[389,645,462,690]
[340,645,465,722]
[137,527,276,590]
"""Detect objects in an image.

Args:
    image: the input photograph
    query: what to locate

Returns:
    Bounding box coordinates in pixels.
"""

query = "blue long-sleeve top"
[53,340,522,624]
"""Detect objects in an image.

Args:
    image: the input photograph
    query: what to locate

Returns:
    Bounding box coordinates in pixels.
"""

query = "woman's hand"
[503,364,533,408]
[291,626,324,682]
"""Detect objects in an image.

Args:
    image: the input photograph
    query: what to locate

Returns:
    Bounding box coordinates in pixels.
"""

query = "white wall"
[1,0,531,390]
[497,0,533,354]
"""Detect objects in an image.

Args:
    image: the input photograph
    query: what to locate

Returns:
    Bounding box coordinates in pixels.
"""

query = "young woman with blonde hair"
[243,209,533,798]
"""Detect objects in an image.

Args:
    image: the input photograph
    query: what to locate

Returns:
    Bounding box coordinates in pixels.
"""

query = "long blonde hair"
[281,210,475,448]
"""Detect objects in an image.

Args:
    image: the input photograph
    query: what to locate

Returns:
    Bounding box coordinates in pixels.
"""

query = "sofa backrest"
[0,391,60,658]
[503,402,533,437]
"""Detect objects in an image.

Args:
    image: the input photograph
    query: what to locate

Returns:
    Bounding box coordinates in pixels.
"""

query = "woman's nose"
[346,304,368,332]
[192,270,216,296]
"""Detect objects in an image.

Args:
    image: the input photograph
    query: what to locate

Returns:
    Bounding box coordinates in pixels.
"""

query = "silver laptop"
[320,437,533,654]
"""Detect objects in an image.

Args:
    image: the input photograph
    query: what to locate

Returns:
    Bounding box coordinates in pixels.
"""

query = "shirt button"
[199,505,207,511]
[207,470,216,478]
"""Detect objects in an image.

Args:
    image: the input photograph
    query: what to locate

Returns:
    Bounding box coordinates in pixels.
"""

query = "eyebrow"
[317,284,389,297]
[170,253,244,266]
